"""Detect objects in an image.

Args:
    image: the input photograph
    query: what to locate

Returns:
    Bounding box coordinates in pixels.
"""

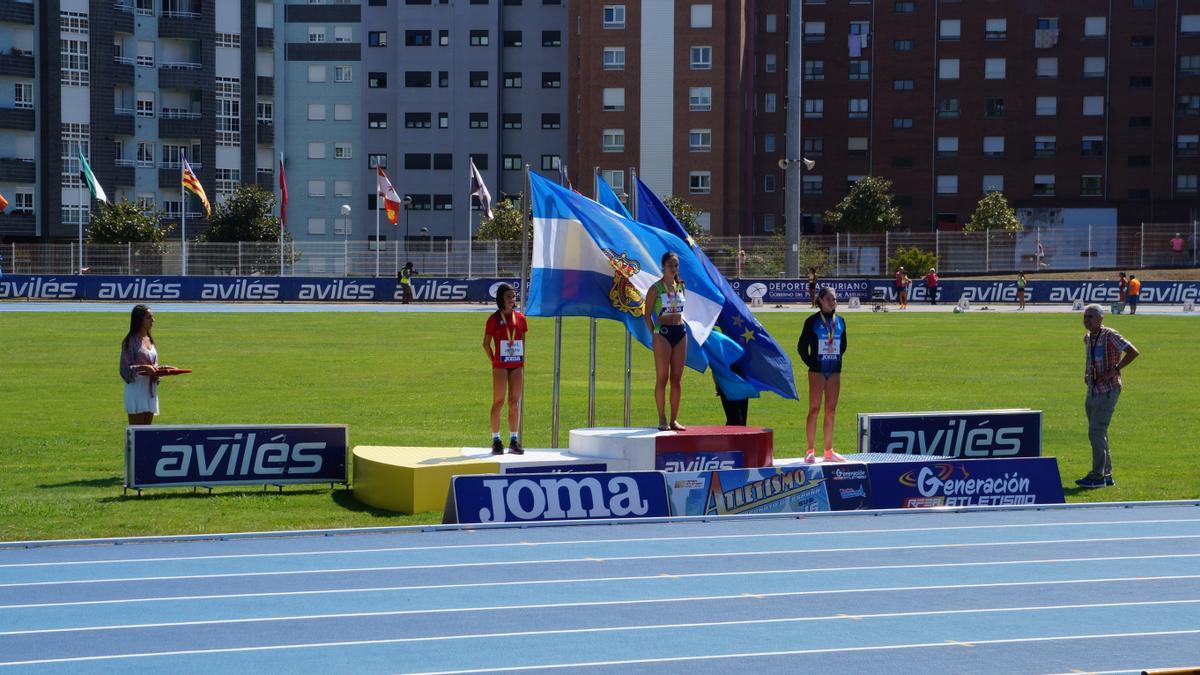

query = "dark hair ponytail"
[123,304,154,349]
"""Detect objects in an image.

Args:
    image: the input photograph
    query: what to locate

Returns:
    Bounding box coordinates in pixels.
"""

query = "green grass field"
[1,309,1197,542]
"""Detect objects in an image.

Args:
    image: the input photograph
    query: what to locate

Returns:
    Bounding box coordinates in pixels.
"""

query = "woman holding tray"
[119,304,161,425]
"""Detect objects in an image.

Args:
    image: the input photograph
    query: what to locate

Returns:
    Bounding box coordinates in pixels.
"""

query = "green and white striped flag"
[77,148,107,203]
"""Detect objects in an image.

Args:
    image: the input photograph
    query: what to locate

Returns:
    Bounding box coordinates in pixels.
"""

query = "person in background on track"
[1017,272,1028,310]
[483,284,527,455]
[798,287,847,464]
[924,268,939,305]
[398,261,416,304]
[1077,304,1139,488]
[119,304,161,425]
[807,267,819,308]
[895,266,910,309]
[645,251,688,432]
[1127,275,1142,315]
[1118,272,1128,307]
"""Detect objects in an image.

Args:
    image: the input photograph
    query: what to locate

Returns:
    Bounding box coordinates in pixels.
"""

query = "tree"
[475,195,530,241]
[966,191,1023,232]
[663,195,708,245]
[87,199,172,244]
[823,175,903,233]
[886,246,939,278]
[196,184,286,243]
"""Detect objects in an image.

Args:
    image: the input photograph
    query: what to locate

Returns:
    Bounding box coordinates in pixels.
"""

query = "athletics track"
[1,502,1199,674]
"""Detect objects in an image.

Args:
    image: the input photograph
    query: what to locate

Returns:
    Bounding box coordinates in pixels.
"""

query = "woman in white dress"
[119,304,160,424]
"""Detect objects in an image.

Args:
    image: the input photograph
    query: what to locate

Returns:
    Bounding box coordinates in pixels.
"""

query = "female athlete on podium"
[483,284,527,455]
[798,287,848,463]
[644,251,688,432]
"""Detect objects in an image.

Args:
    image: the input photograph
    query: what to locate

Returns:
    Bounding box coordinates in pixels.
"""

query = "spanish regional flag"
[181,158,212,217]
[377,166,402,225]
[0,193,8,211]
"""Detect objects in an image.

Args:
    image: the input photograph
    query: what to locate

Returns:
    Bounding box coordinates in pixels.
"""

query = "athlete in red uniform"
[483,283,527,454]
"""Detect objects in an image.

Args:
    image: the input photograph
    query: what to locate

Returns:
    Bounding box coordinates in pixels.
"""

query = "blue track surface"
[2,503,1199,673]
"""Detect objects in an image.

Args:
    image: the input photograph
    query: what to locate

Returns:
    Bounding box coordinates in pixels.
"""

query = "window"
[764,134,776,152]
[61,39,89,86]
[1129,188,1151,200]
[1178,135,1200,155]
[368,31,388,47]
[765,14,777,32]
[938,98,959,119]
[603,5,625,29]
[405,71,432,88]
[309,142,326,159]
[540,155,561,171]
[309,26,326,43]
[1131,35,1153,48]
[61,11,88,34]
[503,30,522,47]
[439,30,449,46]
[893,79,915,91]
[603,47,625,70]
[136,141,154,167]
[369,113,388,129]
[308,103,326,120]
[1183,15,1200,35]
[892,117,913,129]
[332,104,351,121]
[985,18,1007,40]
[308,180,326,197]
[850,21,870,36]
[939,19,961,40]
[438,112,449,128]
[439,72,449,88]
[1035,96,1057,117]
[469,112,488,129]
[691,4,712,28]
[308,65,327,82]
[847,137,868,157]
[60,123,89,190]
[1177,174,1198,193]
[334,27,352,43]
[764,93,777,113]
[892,156,913,168]
[308,218,326,235]
[136,91,155,117]
[602,170,624,193]
[894,1,914,12]
[983,136,1004,157]
[804,60,824,80]
[894,39,914,51]
[502,113,522,129]
[936,136,959,157]
[13,189,33,214]
[216,77,240,145]
[469,154,488,170]
[335,65,352,82]
[1084,16,1107,37]
[1133,0,1154,8]
[803,137,824,156]
[689,171,712,194]
[602,88,625,111]
[1081,136,1104,156]
[541,72,561,88]
[938,59,960,79]
[1130,75,1153,87]
[1179,96,1200,117]
[470,71,489,87]
[406,30,432,46]
[985,58,1006,79]
[1034,175,1056,196]
[1034,136,1057,157]
[691,46,712,70]
[368,153,387,168]
[504,72,522,88]
[849,60,869,81]
[689,129,712,152]
[848,98,868,119]
[503,155,522,170]
[1037,18,1059,30]
[542,113,561,129]
[543,31,562,47]
[1036,57,1058,78]
[936,175,958,195]
[803,99,823,118]
[1080,175,1103,196]
[403,112,431,129]
[690,87,712,111]
[802,175,823,194]
[804,21,825,43]
[405,153,432,170]
[763,175,776,193]
[430,194,451,211]
[983,175,1004,192]
[602,129,625,152]
[1083,56,1106,78]
[469,30,489,46]
[1182,55,1200,75]
[216,33,240,49]
[335,181,352,197]
[1083,96,1104,116]
[14,82,33,110]
[433,154,452,170]
[1130,115,1152,127]
[369,72,387,88]
[405,195,430,211]
[765,54,777,73]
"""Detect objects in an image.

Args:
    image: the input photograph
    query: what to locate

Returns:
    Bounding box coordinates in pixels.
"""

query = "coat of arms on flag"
[601,248,644,317]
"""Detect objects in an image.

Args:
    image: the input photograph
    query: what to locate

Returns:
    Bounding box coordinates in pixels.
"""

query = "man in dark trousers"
[713,365,749,426]
[398,262,416,304]
[923,268,939,305]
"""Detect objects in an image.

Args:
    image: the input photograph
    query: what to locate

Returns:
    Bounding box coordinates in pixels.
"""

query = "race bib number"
[500,339,524,363]
[818,338,840,357]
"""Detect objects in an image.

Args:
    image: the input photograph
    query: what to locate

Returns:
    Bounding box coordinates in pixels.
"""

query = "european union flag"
[595,173,633,220]
[635,178,799,400]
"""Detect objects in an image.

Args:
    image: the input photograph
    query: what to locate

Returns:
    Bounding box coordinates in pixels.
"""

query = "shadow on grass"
[38,476,124,489]
[330,489,416,519]
[96,484,340,503]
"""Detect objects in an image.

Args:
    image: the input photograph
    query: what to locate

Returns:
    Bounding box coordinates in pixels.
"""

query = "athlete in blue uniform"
[797,287,848,463]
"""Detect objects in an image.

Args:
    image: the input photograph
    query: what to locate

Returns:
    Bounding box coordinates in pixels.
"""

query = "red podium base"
[568,426,773,471]
[654,425,773,469]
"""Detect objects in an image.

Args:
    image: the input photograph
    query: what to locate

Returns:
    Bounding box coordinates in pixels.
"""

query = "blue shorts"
[657,324,686,347]
[1128,295,1139,306]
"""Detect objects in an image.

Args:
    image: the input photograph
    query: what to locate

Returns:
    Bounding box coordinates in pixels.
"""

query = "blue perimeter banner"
[667,465,831,516]
[125,424,348,489]
[859,410,1042,459]
[0,275,520,303]
[451,471,671,524]
[867,457,1065,508]
[729,278,1200,305]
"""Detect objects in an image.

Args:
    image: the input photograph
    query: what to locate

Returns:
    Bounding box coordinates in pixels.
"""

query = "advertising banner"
[125,424,348,488]
[729,278,871,303]
[821,464,874,511]
[502,463,609,474]
[862,279,1200,306]
[858,409,1042,459]
[451,471,671,524]
[0,275,520,303]
[666,465,831,516]
[656,450,744,472]
[867,457,1064,508]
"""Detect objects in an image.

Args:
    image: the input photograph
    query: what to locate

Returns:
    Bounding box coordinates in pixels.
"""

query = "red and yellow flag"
[377,167,402,225]
[181,158,211,217]
[0,193,8,211]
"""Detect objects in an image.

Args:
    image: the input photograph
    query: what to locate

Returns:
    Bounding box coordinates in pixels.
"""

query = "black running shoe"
[509,438,524,455]
[491,438,504,455]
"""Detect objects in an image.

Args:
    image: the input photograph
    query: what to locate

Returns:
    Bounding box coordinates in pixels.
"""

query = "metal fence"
[3,223,1196,278]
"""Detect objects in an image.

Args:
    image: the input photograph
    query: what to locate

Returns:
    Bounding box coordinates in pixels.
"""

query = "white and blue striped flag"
[526,172,725,359]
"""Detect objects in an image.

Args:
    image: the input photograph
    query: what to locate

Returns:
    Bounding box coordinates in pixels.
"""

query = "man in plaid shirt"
[1078,304,1140,488]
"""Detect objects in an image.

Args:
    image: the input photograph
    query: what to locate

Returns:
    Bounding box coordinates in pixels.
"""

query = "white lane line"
[403,630,1200,674]
[4,517,1198,569]
[1,579,1196,637]
[3,555,1198,610]
[2,534,1198,589]
[2,606,1198,667]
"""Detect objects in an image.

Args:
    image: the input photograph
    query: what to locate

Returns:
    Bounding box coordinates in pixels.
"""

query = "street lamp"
[340,204,351,276]
[402,195,413,242]
[419,226,430,272]
[779,157,816,278]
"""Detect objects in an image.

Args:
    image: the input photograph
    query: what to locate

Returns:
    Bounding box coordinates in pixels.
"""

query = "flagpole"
[78,181,84,274]
[625,166,637,427]
[180,162,187,276]
[587,165,600,428]
[374,173,381,278]
[278,153,284,275]
[465,164,473,279]
[519,164,531,440]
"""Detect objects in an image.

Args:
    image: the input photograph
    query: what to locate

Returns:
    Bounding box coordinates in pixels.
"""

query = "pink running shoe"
[804,449,816,464]
[823,449,846,463]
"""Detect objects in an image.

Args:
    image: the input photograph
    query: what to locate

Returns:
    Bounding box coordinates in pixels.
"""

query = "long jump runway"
[1,503,1199,674]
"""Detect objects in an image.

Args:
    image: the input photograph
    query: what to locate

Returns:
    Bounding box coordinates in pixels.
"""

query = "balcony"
[256,121,273,144]
[0,157,35,182]
[112,57,135,83]
[0,107,34,131]
[0,212,35,237]
[159,65,207,90]
[160,112,201,138]
[256,75,274,96]
[111,108,136,134]
[257,27,274,49]
[111,3,134,31]
[0,0,35,24]
[255,169,273,190]
[159,12,202,39]
[0,51,34,78]
[108,162,135,187]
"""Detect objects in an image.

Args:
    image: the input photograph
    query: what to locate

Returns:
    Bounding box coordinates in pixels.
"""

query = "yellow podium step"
[352,446,500,514]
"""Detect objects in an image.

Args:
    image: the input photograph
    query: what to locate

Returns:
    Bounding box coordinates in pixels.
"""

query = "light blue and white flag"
[527,172,725,360]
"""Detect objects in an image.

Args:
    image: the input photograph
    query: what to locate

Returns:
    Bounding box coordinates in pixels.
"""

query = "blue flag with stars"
[595,173,634,220]
[635,178,799,400]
